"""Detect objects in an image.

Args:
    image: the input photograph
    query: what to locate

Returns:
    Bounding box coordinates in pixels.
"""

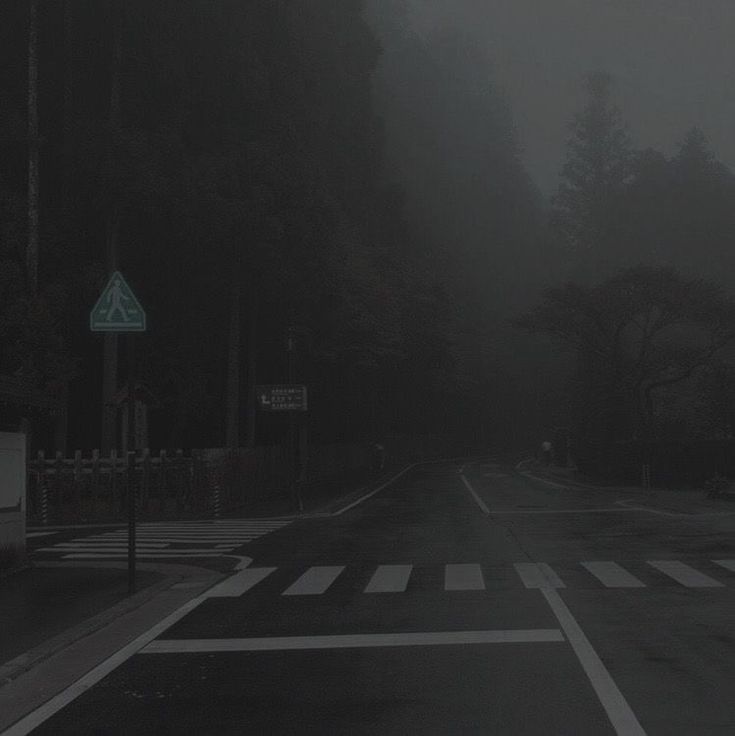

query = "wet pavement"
[3,457,735,734]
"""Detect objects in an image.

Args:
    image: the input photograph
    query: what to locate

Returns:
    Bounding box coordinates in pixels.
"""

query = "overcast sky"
[410,0,735,196]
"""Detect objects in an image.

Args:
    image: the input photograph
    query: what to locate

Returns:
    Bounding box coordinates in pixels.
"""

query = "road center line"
[539,587,647,735]
[140,629,565,653]
[460,473,490,514]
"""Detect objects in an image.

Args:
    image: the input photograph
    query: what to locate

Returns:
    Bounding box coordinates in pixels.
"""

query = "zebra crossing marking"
[713,559,735,573]
[282,566,346,595]
[208,568,277,597]
[444,563,485,590]
[647,560,724,587]
[580,561,646,588]
[180,559,735,599]
[365,564,413,593]
[31,518,291,560]
[514,562,566,589]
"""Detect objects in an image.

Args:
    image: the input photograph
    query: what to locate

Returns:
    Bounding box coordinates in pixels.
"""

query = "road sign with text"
[90,271,147,332]
[256,384,308,411]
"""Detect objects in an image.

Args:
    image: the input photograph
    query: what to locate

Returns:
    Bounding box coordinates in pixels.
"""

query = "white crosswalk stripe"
[713,559,735,573]
[647,560,724,587]
[283,566,345,595]
[580,561,646,588]
[444,563,485,590]
[514,562,566,589]
[32,518,291,559]
[183,559,735,598]
[365,565,413,593]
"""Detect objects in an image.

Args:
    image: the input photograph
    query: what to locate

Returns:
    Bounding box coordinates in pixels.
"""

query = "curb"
[0,562,224,689]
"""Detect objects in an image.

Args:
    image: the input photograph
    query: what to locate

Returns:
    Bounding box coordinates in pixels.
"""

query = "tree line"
[0,1,474,452]
[520,70,735,467]
[3,3,735,464]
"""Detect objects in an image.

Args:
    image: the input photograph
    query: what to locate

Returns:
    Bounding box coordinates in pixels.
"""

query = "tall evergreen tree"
[551,71,633,282]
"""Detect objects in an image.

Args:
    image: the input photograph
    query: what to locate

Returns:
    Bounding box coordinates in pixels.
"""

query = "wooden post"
[109,448,118,516]
[74,449,82,514]
[159,449,167,514]
[91,448,100,517]
[54,451,64,519]
[142,448,151,517]
[37,450,48,525]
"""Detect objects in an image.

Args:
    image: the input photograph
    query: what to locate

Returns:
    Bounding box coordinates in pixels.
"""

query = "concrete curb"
[0,561,225,689]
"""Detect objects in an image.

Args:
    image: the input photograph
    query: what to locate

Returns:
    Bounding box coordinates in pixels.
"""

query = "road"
[9,458,735,735]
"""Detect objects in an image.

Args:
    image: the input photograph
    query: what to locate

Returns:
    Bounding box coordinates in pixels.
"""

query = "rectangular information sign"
[256,384,308,412]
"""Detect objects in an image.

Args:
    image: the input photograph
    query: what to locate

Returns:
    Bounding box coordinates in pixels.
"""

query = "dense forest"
[2,1,735,469]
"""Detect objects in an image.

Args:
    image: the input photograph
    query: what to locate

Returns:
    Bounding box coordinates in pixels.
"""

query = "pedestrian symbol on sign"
[90,271,146,332]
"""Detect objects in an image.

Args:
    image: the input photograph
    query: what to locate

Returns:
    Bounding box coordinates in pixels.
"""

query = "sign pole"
[127,333,136,596]
[89,269,145,598]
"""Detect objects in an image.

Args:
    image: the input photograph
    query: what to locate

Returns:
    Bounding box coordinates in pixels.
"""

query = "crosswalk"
[32,519,292,560]
[208,559,735,598]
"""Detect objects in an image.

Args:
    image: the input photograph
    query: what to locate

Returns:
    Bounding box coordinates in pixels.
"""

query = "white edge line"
[540,587,647,735]
[520,472,571,490]
[614,499,684,518]
[330,464,418,516]
[460,474,489,514]
[140,629,565,653]
[1,575,229,736]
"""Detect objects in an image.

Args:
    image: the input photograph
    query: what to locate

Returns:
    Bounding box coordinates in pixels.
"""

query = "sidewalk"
[0,559,225,733]
[523,462,735,516]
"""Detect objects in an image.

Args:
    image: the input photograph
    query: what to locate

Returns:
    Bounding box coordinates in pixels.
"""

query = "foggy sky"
[410,0,735,197]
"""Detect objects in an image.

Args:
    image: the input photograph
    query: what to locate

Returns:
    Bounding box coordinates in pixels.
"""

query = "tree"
[551,71,634,282]
[516,266,735,448]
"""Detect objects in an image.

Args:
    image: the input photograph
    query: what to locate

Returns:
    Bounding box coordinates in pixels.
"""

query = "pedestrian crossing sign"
[90,271,147,332]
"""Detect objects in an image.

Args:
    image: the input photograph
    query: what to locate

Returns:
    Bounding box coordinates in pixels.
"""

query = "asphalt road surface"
[9,458,735,735]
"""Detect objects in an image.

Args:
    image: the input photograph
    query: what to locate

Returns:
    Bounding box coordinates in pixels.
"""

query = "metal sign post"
[127,335,137,595]
[255,383,308,510]
[90,271,146,596]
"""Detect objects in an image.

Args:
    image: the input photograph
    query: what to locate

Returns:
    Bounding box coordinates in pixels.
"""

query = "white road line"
[133,524,287,530]
[207,568,276,597]
[514,562,566,589]
[444,563,485,591]
[282,566,345,595]
[460,474,490,514]
[520,472,570,490]
[713,559,735,573]
[87,535,262,541]
[581,562,646,588]
[488,508,637,515]
[60,552,231,559]
[364,565,413,593]
[331,464,418,516]
[647,560,724,587]
[540,587,647,735]
[0,572,230,736]
[140,629,565,654]
[37,542,168,549]
[614,500,683,518]
[26,531,57,538]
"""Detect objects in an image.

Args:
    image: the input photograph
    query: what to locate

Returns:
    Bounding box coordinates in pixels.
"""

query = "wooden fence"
[27,449,203,524]
[25,436,484,524]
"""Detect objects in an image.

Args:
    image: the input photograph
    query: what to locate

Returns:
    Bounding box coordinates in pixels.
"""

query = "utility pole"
[245,282,257,449]
[225,274,241,448]
[20,0,40,458]
[102,1,123,453]
[287,326,303,511]
[27,0,39,299]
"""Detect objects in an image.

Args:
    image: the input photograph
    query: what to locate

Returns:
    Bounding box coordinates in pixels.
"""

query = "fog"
[409,0,735,197]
